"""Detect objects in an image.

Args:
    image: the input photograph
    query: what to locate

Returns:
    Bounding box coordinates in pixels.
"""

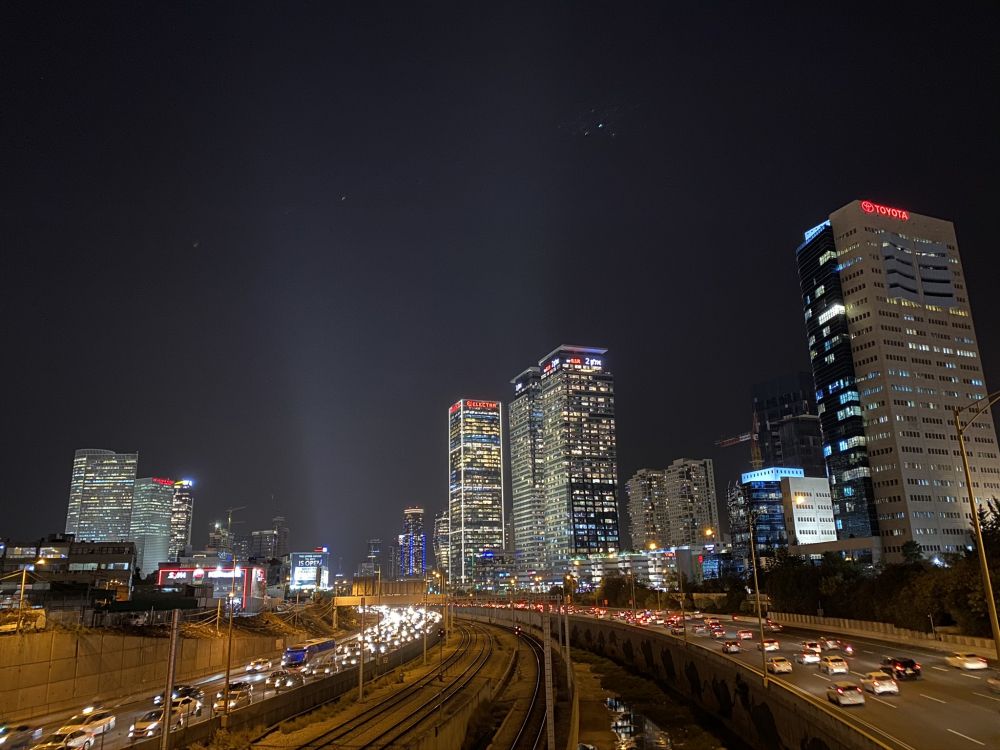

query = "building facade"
[798,200,1000,562]
[509,367,546,575]
[168,480,195,561]
[663,458,718,548]
[752,373,827,477]
[248,528,279,560]
[129,477,174,576]
[780,476,838,547]
[432,510,449,575]
[399,506,426,578]
[625,469,668,551]
[65,449,138,542]
[272,516,290,558]
[448,399,505,588]
[538,346,620,578]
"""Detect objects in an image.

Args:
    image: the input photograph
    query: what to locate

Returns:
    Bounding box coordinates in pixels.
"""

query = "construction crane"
[715,411,763,470]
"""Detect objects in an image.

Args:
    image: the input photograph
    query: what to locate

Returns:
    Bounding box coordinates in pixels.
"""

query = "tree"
[900,540,923,564]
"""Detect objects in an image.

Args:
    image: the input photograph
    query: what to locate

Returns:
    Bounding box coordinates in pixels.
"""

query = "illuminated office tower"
[798,200,1000,563]
[433,511,450,575]
[65,448,138,541]
[509,367,546,574]
[626,469,668,551]
[168,480,195,561]
[447,399,505,588]
[663,458,718,548]
[129,477,174,574]
[399,506,426,577]
[539,345,620,576]
[272,515,290,558]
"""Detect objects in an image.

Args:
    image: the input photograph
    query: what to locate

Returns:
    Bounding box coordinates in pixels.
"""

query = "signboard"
[290,551,330,590]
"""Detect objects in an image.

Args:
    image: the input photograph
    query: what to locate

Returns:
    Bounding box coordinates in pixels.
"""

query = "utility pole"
[748,512,768,686]
[358,595,365,701]
[222,566,239,722]
[564,602,572,692]
[160,609,180,750]
[543,600,556,750]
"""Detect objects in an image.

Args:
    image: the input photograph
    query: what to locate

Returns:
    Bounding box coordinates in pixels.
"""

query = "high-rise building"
[168,480,195,561]
[129,477,174,575]
[399,506,426,578]
[272,515,290,558]
[448,399,505,588]
[432,510,449,575]
[509,367,546,575]
[797,200,1000,562]
[206,521,235,558]
[625,469,668,551]
[65,449,138,542]
[249,528,278,560]
[663,458,718,548]
[732,467,802,566]
[538,345,620,577]
[752,373,827,477]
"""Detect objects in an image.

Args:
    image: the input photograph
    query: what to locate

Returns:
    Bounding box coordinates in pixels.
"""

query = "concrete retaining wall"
[769,611,998,659]
[0,630,287,721]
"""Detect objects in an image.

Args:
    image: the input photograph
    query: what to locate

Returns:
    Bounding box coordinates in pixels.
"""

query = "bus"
[282,637,336,668]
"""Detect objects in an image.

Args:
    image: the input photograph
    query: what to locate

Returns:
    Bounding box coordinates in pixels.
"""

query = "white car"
[827,681,865,706]
[796,651,820,665]
[128,710,180,739]
[767,656,793,674]
[945,652,988,670]
[860,671,899,695]
[29,732,93,750]
[170,696,203,719]
[820,656,850,675]
[57,711,115,736]
[245,658,272,672]
[757,639,780,652]
[802,641,822,654]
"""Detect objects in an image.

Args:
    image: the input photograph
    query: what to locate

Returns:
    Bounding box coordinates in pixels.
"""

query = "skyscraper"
[797,200,1000,562]
[752,373,827,477]
[249,529,278,560]
[509,367,546,575]
[130,477,174,575]
[168,480,195,561]
[432,510,450,575]
[625,469,668,551]
[538,345,620,576]
[447,399,505,588]
[272,515,290,557]
[65,449,138,541]
[399,506,426,578]
[663,458,718,548]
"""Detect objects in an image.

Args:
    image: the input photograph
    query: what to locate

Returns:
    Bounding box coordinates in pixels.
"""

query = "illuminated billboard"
[290,550,330,590]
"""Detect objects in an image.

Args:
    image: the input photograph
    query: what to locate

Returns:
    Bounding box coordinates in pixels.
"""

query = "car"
[213,683,252,712]
[28,732,93,750]
[767,656,793,674]
[818,637,854,654]
[796,651,821,665]
[692,624,708,635]
[819,656,849,675]
[802,641,821,654]
[300,655,338,677]
[860,671,899,695]
[737,629,754,640]
[765,619,783,632]
[709,628,726,640]
[669,625,685,636]
[880,657,922,681]
[245,657,272,673]
[153,685,203,706]
[757,639,780,652]
[945,652,989,670]
[170,696,202,719]
[128,710,181,739]
[826,681,865,706]
[0,724,44,750]
[56,711,115,736]
[722,640,742,654]
[266,670,305,690]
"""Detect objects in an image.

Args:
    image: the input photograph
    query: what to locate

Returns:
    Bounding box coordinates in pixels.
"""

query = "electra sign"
[860,200,909,220]
[464,400,498,410]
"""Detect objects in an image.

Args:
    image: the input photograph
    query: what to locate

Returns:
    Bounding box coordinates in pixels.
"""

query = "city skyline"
[3,5,1000,568]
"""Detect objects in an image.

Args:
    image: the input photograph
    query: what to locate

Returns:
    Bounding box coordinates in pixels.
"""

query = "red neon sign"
[464,400,498,410]
[860,200,909,220]
[449,402,460,414]
[152,477,174,486]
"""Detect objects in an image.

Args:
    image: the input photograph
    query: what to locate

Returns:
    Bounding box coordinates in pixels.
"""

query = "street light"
[953,391,1000,657]
[747,511,768,686]
[13,559,45,632]
[647,543,661,612]
[222,565,240,719]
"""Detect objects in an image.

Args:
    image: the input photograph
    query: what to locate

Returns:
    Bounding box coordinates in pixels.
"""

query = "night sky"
[3,3,999,570]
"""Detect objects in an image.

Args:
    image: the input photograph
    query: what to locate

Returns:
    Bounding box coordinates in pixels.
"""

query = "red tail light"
[979,657,987,663]
[836,687,844,693]
[915,663,921,669]
[855,687,862,693]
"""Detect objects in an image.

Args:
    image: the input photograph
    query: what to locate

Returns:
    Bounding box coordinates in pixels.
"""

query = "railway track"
[272,620,494,750]
[508,629,546,750]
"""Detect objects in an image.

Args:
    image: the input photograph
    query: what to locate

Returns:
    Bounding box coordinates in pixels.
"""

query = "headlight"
[128,726,135,733]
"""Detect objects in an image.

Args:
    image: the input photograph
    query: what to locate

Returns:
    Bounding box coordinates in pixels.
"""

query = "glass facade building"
[538,345,620,577]
[735,467,804,563]
[399,506,426,577]
[448,399,505,588]
[129,477,174,575]
[168,480,195,561]
[65,448,138,542]
[509,367,546,575]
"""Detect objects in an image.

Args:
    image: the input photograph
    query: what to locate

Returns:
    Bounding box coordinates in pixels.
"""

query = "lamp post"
[747,511,768,686]
[953,391,1000,657]
[647,543,661,612]
[15,559,44,632]
[222,565,240,719]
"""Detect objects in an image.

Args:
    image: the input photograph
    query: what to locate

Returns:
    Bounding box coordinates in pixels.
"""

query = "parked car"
[767,657,793,674]
[860,671,899,695]
[819,656,850,675]
[245,658,272,673]
[56,711,115,736]
[826,682,865,707]
[0,724,44,750]
[28,732,92,750]
[796,651,820,665]
[722,640,742,654]
[945,652,989,671]
[880,657,921,681]
[757,639,780,652]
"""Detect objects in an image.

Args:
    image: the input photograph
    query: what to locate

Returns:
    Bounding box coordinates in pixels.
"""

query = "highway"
[624,612,1000,750]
